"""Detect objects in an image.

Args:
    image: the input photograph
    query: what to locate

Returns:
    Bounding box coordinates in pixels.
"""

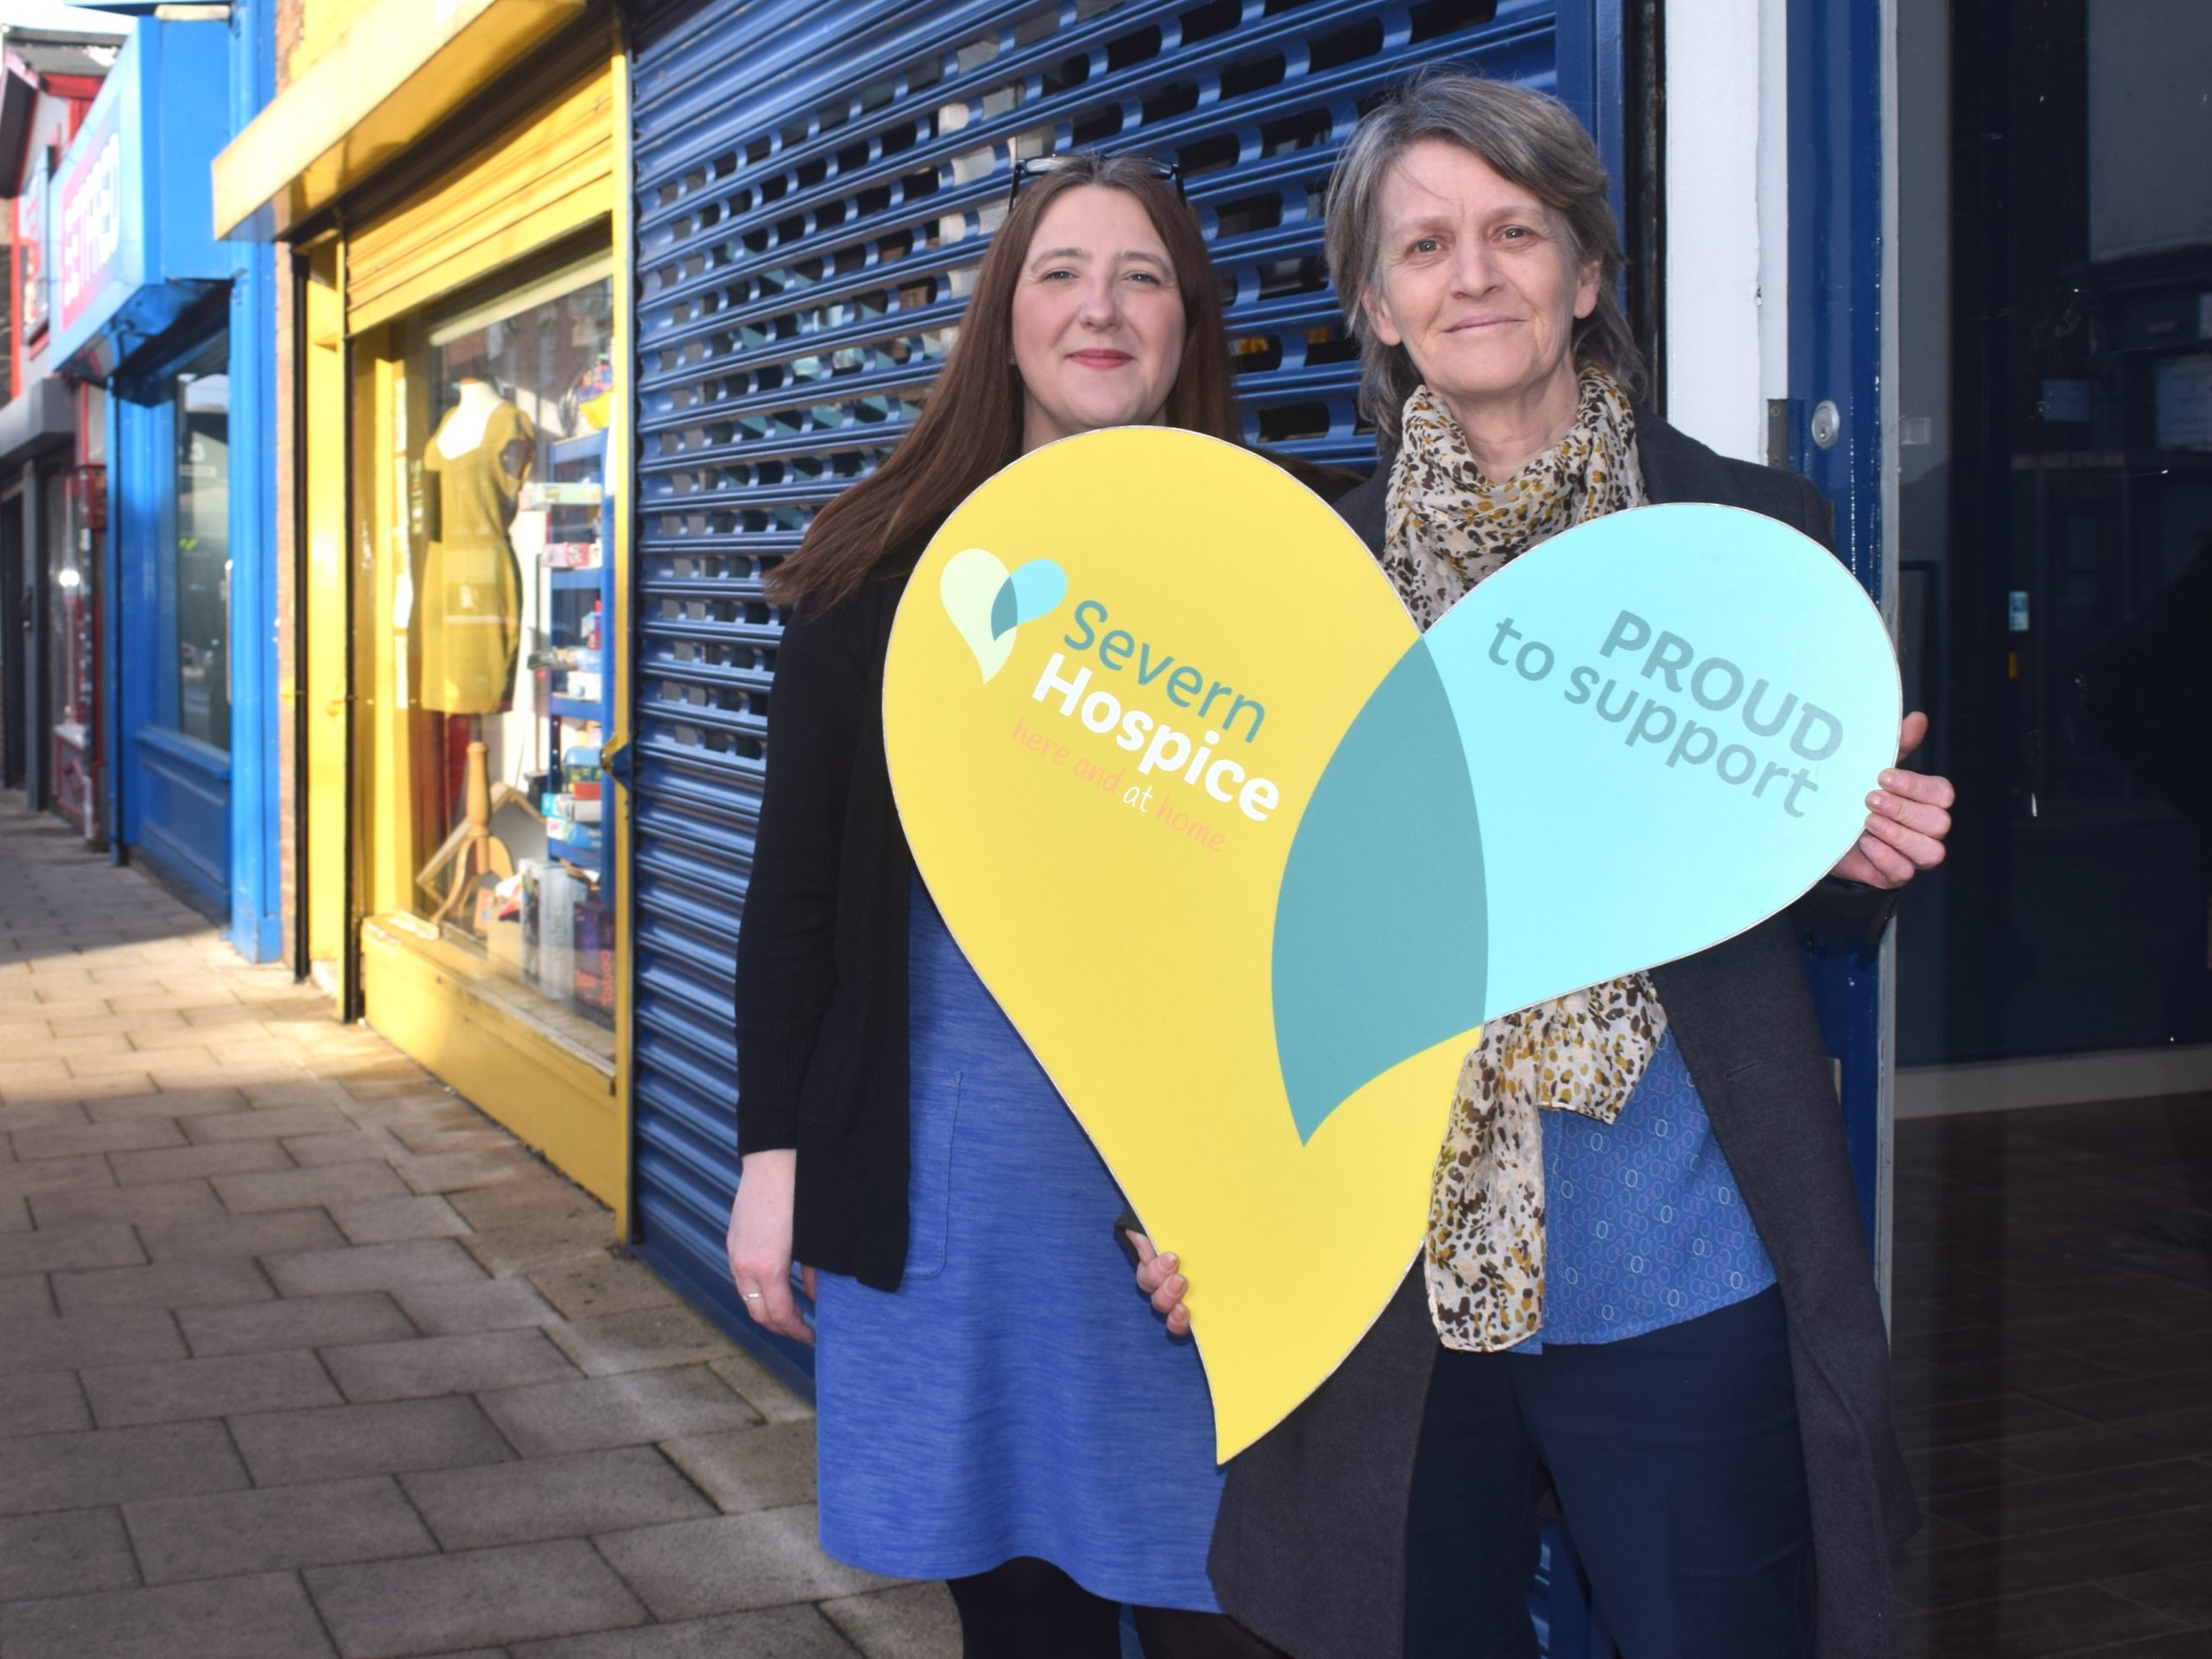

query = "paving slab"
[659,1421,817,1515]
[0,1570,336,1659]
[213,1160,412,1213]
[287,1128,410,1166]
[0,1152,116,1198]
[183,1103,357,1142]
[402,1446,717,1549]
[461,1217,613,1279]
[478,1367,763,1458]
[11,1116,189,1161]
[0,1099,92,1133]
[448,1177,607,1233]
[707,1351,816,1427]
[528,1253,686,1322]
[0,1306,188,1373]
[546,1304,732,1378]
[397,1148,542,1194]
[0,1420,250,1513]
[0,1270,55,1324]
[332,1194,474,1243]
[0,1508,141,1600]
[84,1084,248,1122]
[394,1124,529,1156]
[0,1370,91,1435]
[137,1207,348,1262]
[817,1586,964,1659]
[267,1236,489,1297]
[593,1506,889,1620]
[178,1291,417,1357]
[231,1395,518,1485]
[321,1328,581,1402]
[0,1220,146,1274]
[394,1276,564,1335]
[510,1605,862,1659]
[124,1474,437,1583]
[342,1096,486,1135]
[52,1255,276,1313]
[110,1139,294,1185]
[306,1539,650,1656]
[27,1179,226,1226]
[81,1349,345,1427]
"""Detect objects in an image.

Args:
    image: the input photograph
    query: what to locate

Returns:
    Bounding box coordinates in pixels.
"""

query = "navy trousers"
[1402,1287,1813,1659]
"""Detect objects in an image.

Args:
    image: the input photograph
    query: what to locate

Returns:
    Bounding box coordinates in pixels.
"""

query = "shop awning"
[210,0,588,242]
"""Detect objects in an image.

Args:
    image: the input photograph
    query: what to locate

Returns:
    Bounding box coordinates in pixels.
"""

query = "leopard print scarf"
[1382,363,1670,1352]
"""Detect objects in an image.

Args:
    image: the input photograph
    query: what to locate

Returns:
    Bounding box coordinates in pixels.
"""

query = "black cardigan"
[733,551,923,1290]
[1207,417,1919,1659]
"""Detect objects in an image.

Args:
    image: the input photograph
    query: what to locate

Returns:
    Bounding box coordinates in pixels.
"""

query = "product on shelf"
[518,480,604,510]
[533,861,580,1000]
[575,889,615,1013]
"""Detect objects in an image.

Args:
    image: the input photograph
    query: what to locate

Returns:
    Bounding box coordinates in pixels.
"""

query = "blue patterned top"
[1510,1027,1776,1352]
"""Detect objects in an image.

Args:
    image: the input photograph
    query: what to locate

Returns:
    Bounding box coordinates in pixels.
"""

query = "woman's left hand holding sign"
[1828,711,1954,891]
[1128,1231,1193,1338]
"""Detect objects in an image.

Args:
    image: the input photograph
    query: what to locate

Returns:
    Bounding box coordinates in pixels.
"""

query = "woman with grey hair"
[1135,71,1948,1659]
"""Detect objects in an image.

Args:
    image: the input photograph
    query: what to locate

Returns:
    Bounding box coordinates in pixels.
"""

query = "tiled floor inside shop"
[1889,1096,2212,1656]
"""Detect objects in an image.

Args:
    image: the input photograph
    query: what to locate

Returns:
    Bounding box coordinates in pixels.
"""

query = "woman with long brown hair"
[728,152,1279,1659]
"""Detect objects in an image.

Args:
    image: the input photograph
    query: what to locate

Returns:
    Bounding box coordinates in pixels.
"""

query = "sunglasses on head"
[1007,153,1185,208]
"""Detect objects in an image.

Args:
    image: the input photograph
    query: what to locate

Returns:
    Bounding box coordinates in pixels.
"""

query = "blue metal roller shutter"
[626,0,1583,1348]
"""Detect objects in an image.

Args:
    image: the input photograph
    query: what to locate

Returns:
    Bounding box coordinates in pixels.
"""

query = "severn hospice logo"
[940,548,1070,680]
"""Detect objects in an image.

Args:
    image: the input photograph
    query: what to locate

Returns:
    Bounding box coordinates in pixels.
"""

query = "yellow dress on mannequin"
[421,382,536,715]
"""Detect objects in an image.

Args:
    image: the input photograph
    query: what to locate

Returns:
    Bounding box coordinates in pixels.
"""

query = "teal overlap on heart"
[1271,503,1901,1144]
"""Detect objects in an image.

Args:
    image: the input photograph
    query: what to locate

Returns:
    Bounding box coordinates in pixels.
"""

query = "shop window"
[387,254,617,1030]
[44,468,83,734]
[174,339,232,751]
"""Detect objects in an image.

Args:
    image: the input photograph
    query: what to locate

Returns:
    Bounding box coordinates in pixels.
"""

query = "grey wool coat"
[1207,415,1921,1659]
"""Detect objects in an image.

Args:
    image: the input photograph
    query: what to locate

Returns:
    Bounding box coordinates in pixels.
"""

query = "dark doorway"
[2,490,24,792]
[1897,0,2212,1068]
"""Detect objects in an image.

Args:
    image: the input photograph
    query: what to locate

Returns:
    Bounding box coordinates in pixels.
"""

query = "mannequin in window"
[419,373,535,923]
[421,375,535,715]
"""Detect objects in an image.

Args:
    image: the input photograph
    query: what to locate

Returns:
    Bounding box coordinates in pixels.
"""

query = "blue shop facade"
[47,8,281,959]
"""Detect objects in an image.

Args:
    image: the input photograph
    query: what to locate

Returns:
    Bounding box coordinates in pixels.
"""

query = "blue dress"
[811,880,1226,1610]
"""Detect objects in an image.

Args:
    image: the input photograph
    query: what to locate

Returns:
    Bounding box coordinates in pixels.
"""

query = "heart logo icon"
[884,429,1898,1459]
[939,548,1071,681]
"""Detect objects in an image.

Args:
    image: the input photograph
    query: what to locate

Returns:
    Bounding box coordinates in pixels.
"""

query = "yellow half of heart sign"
[883,427,1466,1462]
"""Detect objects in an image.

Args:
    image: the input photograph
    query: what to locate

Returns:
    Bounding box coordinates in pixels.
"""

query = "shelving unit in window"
[520,429,615,1027]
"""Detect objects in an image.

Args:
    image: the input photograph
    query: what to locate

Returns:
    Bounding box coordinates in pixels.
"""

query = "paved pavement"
[0,794,961,1659]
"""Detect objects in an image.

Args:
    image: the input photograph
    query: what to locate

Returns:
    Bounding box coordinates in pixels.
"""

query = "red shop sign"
[57,111,120,332]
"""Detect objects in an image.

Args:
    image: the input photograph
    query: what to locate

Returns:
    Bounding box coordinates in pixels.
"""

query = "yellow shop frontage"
[216,0,633,1217]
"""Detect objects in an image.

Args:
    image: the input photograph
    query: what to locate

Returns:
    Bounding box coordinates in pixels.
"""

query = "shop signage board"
[882,429,1902,1458]
[57,103,120,333]
[43,18,230,380]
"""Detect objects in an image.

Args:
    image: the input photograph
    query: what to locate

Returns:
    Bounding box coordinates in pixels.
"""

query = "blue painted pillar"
[225,0,283,962]
[1787,0,1890,1258]
[101,391,123,855]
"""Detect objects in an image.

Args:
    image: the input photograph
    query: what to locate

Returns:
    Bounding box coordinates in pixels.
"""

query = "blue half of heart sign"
[1270,502,1901,1143]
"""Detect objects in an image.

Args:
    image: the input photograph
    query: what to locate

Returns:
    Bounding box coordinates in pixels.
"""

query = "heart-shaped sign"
[883,429,1898,1459]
